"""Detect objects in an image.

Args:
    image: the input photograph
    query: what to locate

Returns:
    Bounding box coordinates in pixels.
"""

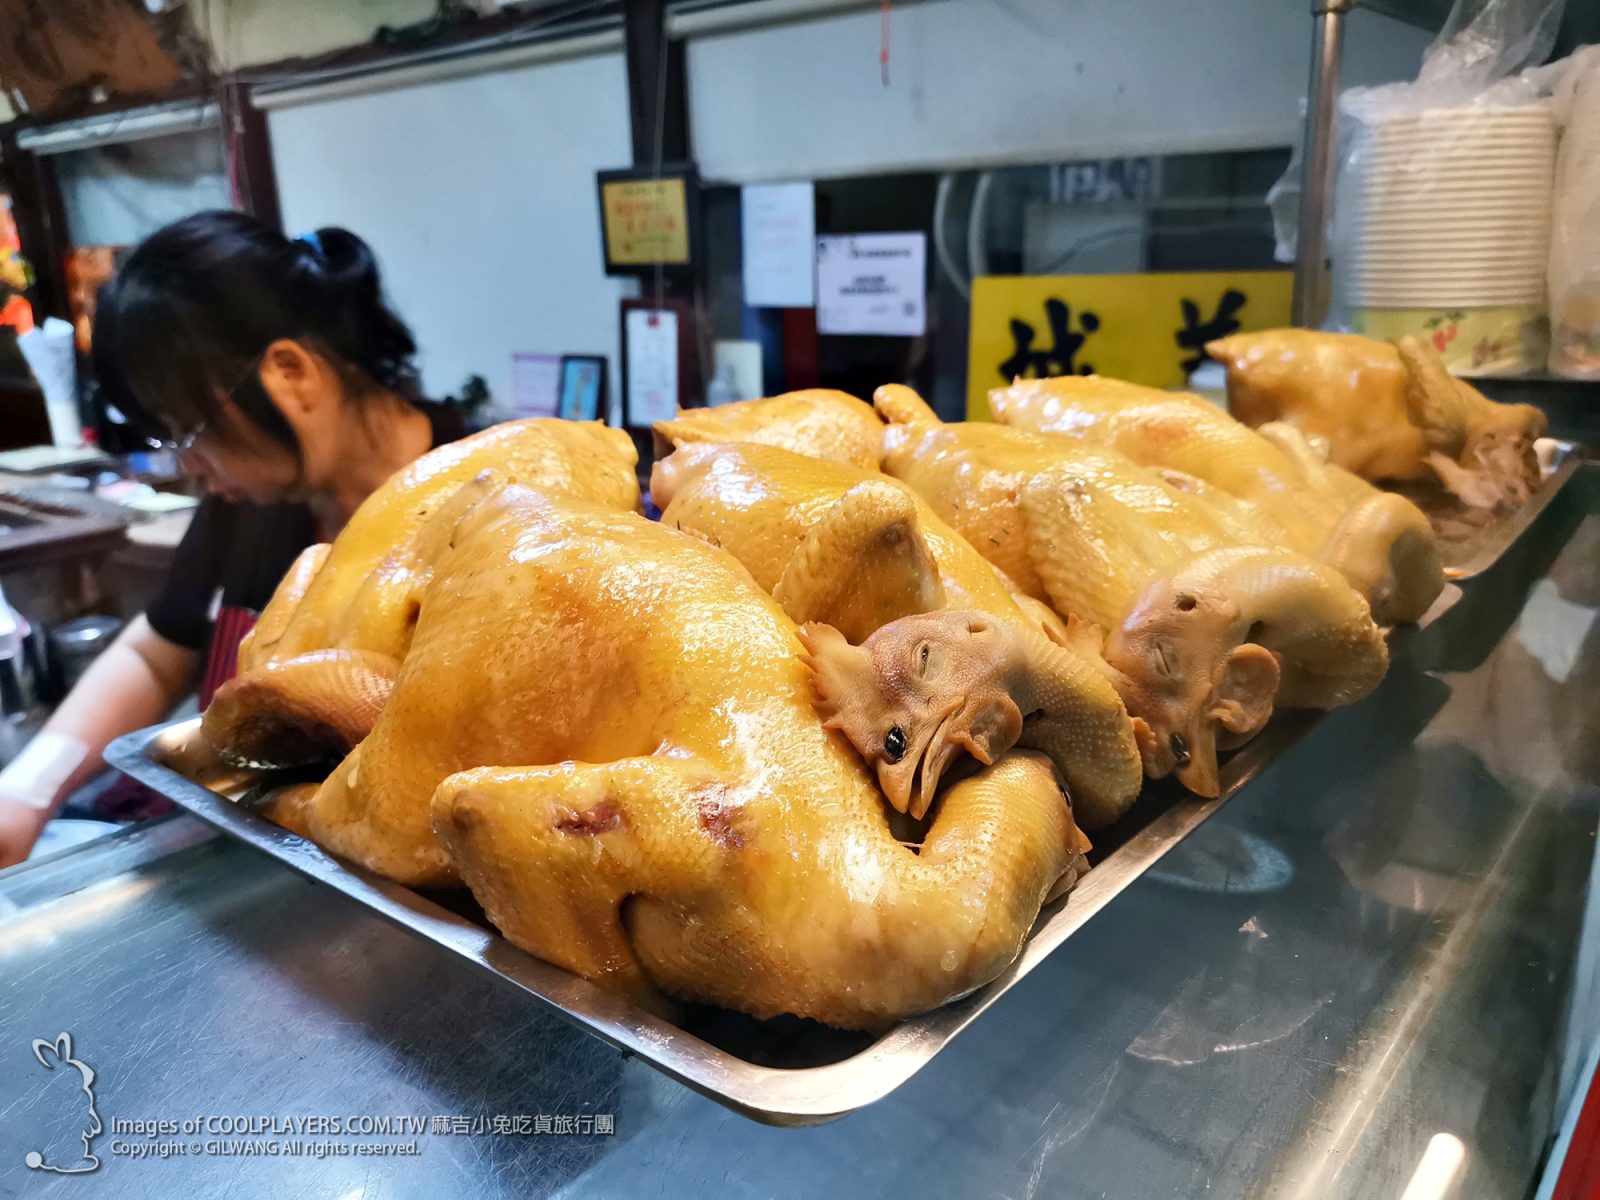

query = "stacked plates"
[1346,105,1557,308]
[1343,105,1555,371]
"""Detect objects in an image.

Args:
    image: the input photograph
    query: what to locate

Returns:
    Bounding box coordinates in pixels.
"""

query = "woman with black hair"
[0,209,465,866]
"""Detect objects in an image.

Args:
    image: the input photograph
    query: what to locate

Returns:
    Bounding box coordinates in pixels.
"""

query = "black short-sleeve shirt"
[146,405,466,652]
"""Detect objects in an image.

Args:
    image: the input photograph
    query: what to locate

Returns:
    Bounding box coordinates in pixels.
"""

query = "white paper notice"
[625,308,679,426]
[815,233,926,336]
[510,353,561,417]
[741,182,816,308]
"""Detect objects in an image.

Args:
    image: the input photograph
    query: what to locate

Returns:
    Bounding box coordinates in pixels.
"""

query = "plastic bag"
[1325,0,1567,374]
[1532,44,1600,378]
[1417,0,1566,95]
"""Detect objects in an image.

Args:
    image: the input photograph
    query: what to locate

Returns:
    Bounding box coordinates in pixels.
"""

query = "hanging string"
[650,11,669,320]
[880,0,891,87]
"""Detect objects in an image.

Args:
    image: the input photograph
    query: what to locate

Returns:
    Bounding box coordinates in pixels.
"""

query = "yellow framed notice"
[601,177,691,267]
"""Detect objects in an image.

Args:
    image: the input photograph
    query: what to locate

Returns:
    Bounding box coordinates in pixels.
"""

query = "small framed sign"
[557,355,607,422]
[597,164,700,276]
[619,296,697,430]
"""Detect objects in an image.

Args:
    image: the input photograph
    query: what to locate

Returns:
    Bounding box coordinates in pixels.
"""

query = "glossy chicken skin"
[879,414,1274,623]
[652,389,885,470]
[289,484,1088,1027]
[205,419,639,766]
[653,442,1142,827]
[874,393,1388,795]
[989,376,1443,625]
[1208,329,1546,509]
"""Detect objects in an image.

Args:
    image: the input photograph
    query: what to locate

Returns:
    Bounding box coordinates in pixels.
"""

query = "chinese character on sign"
[999,299,1100,382]
[492,1115,513,1136]
[450,1116,471,1135]
[534,1115,554,1135]
[431,1116,452,1135]
[577,1115,595,1134]
[554,1115,576,1135]
[596,1114,615,1135]
[1175,288,1247,372]
[513,1115,532,1135]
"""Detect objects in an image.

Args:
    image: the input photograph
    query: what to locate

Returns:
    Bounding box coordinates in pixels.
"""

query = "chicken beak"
[911,711,964,821]
[874,698,962,820]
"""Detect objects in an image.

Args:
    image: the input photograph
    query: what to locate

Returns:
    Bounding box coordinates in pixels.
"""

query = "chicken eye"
[1153,640,1175,677]
[917,643,931,674]
[884,726,908,762]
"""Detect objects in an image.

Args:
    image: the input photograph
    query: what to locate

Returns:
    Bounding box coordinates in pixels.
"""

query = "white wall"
[687,0,1433,181]
[267,50,635,411]
[197,0,436,70]
[262,0,1432,408]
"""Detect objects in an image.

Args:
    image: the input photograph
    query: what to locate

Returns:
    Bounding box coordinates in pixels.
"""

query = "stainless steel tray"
[102,590,1460,1127]
[1411,438,1582,580]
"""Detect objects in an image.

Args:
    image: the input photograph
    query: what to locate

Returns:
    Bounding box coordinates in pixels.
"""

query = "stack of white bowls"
[1343,104,1556,374]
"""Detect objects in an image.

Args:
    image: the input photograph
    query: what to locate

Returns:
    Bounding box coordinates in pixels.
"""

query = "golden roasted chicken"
[652,389,885,470]
[222,484,1093,1028]
[874,389,1389,795]
[988,375,1444,625]
[1207,329,1547,511]
[652,441,1143,827]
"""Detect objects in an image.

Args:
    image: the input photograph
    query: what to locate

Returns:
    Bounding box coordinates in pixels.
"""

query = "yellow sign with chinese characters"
[966,271,1293,420]
[601,178,690,266]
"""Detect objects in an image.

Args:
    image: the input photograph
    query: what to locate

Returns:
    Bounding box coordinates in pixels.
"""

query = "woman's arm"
[0,615,197,868]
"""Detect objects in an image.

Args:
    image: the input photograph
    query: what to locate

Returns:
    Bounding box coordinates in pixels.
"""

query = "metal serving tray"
[104,590,1462,1127]
[1415,438,1582,580]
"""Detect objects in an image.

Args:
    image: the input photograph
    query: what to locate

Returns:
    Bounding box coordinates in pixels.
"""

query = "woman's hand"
[0,617,196,870]
[0,796,53,870]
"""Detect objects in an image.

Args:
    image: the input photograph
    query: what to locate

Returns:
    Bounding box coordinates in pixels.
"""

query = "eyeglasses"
[148,420,207,455]
[145,350,263,455]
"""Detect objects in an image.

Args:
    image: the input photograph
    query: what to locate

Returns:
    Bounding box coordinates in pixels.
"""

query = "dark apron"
[93,604,257,822]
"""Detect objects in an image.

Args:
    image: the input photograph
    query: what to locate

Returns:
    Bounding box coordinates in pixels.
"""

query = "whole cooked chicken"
[872,387,1389,795]
[988,375,1444,625]
[203,419,639,766]
[232,484,1096,1028]
[1207,329,1546,510]
[653,389,885,470]
[653,441,1142,827]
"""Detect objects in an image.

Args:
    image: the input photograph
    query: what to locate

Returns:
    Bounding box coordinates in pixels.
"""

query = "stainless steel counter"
[3,470,1598,1199]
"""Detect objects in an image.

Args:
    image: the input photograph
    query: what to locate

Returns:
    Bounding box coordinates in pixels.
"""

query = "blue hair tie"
[296,230,324,257]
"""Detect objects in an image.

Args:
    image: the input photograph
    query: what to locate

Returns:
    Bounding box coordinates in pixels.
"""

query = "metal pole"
[1292,0,1353,328]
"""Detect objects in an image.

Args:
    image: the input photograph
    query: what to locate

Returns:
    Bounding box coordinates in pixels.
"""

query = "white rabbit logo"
[23,1032,102,1175]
